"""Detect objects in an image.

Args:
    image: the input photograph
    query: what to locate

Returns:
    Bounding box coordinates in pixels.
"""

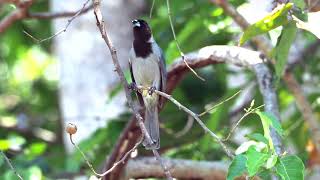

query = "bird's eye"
[132,20,141,28]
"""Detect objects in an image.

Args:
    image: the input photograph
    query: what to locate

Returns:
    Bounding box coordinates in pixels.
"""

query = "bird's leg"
[128,82,138,92]
[148,86,156,95]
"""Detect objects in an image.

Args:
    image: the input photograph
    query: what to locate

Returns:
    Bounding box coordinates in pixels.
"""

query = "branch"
[211,0,285,154]
[135,45,282,157]
[284,73,320,151]
[170,45,282,153]
[0,0,33,33]
[124,157,228,179]
[91,0,172,179]
[26,4,93,19]
[211,0,320,153]
[0,150,23,180]
[223,103,264,142]
[68,129,143,177]
[166,0,205,81]
[135,86,234,158]
[102,117,141,180]
[24,0,91,43]
[103,45,281,179]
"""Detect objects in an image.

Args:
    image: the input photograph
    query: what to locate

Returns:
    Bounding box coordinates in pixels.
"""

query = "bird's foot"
[148,86,156,95]
[128,82,138,92]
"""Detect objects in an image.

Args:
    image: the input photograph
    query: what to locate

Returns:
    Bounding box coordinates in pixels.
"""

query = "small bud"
[250,100,255,107]
[66,123,77,135]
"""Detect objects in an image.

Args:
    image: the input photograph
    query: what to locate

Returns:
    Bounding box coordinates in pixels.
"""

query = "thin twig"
[152,150,172,178]
[24,0,91,43]
[199,90,242,117]
[0,150,23,180]
[284,118,303,137]
[222,103,265,142]
[103,44,281,180]
[136,86,234,158]
[27,4,93,19]
[211,0,320,154]
[210,0,283,155]
[284,73,320,151]
[91,0,173,179]
[156,89,234,158]
[149,0,156,19]
[69,134,142,177]
[166,0,205,81]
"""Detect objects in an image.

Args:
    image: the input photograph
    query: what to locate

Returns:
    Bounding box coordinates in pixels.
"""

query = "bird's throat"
[133,40,152,58]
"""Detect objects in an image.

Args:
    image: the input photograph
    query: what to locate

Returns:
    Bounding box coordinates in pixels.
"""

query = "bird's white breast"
[131,53,160,89]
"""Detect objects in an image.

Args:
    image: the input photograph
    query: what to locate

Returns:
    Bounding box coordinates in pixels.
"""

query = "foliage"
[239,3,293,46]
[0,0,319,179]
[228,111,305,179]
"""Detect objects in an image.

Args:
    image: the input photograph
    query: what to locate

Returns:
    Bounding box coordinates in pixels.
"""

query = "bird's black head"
[132,19,152,42]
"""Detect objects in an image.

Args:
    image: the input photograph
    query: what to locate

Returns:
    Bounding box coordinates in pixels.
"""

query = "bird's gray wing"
[129,48,144,106]
[152,42,167,108]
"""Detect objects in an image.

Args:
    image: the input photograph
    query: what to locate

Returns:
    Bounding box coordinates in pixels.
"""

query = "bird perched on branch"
[129,19,167,149]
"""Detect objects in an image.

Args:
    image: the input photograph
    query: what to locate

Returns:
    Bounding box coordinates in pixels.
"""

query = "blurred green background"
[0,0,319,179]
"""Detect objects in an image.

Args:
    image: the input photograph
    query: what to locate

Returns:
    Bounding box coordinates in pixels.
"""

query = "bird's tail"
[142,102,160,149]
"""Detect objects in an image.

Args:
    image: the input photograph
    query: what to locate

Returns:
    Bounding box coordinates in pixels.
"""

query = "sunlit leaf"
[227,154,247,180]
[0,140,10,151]
[257,111,284,136]
[12,47,54,84]
[275,155,305,180]
[256,111,284,151]
[266,154,278,169]
[239,3,293,45]
[24,142,47,160]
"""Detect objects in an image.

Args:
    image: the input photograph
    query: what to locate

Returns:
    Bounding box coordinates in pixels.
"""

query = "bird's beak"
[132,20,140,27]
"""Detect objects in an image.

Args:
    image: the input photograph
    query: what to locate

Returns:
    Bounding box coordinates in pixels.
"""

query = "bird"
[129,19,167,149]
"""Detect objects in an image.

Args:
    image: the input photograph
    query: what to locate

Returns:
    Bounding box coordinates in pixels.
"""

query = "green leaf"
[257,111,284,136]
[24,142,47,160]
[227,154,247,180]
[292,0,306,9]
[246,146,270,177]
[273,21,297,80]
[266,154,278,169]
[256,111,284,151]
[275,155,305,180]
[246,133,269,145]
[239,3,293,45]
[258,169,272,180]
[0,140,10,151]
